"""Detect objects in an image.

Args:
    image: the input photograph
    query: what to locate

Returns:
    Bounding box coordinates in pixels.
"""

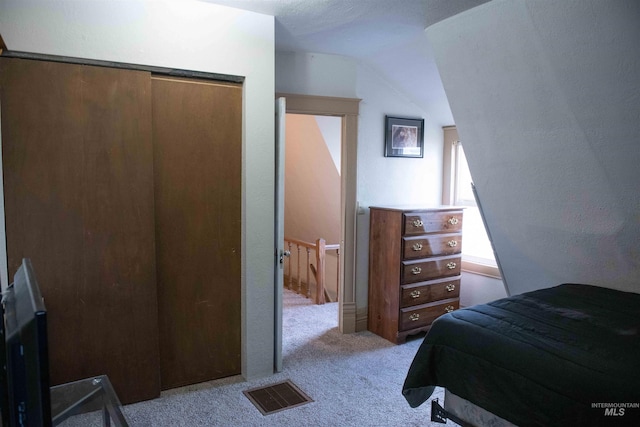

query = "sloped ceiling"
[206,0,490,125]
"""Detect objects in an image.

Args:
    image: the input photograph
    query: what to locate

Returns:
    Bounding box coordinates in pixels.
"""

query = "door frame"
[276,93,360,334]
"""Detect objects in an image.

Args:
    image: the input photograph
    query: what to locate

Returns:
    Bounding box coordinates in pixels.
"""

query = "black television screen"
[2,259,51,427]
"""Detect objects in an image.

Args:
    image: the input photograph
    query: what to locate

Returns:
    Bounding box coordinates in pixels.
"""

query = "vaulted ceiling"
[207,0,490,125]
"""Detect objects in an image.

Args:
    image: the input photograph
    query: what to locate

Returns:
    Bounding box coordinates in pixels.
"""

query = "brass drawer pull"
[445,305,455,313]
[446,262,457,270]
[409,313,420,321]
[411,266,422,275]
[447,240,458,247]
[446,283,456,292]
[447,217,459,225]
[410,290,421,299]
[412,219,424,228]
[412,243,423,251]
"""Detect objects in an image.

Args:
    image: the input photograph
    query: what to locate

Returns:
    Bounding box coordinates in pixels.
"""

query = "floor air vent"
[243,380,313,415]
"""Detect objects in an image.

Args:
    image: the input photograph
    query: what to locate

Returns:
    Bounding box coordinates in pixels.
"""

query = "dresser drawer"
[401,255,461,284]
[403,211,463,235]
[399,298,459,331]
[402,233,462,259]
[400,277,461,308]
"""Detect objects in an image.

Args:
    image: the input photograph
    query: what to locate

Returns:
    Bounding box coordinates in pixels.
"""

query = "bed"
[402,283,640,426]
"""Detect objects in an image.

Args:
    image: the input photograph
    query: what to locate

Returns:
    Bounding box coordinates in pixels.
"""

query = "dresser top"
[369,205,463,212]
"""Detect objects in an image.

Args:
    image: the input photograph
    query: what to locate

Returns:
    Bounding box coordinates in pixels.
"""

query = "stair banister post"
[315,238,326,305]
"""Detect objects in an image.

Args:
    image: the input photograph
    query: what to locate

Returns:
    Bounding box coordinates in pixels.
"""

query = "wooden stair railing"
[283,237,340,304]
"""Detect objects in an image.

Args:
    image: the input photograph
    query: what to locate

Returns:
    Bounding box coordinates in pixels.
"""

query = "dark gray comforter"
[402,284,640,426]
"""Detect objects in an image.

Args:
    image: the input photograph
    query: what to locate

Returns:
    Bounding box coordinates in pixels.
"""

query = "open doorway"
[283,113,341,306]
[276,93,360,337]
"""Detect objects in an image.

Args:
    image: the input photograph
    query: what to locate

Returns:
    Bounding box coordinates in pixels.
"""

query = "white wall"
[276,51,443,319]
[276,52,357,98]
[427,0,640,295]
[460,273,506,308]
[315,115,342,173]
[354,62,443,311]
[0,0,276,379]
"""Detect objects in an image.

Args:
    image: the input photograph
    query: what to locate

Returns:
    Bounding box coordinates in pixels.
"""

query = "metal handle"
[448,217,459,225]
[412,219,424,228]
[411,266,422,275]
[445,305,455,313]
[446,262,457,270]
[409,313,420,321]
[279,249,291,265]
[447,240,458,247]
[446,283,456,292]
[410,290,421,299]
[412,243,423,251]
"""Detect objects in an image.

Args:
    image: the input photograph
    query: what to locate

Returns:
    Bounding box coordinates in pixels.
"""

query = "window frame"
[442,126,501,279]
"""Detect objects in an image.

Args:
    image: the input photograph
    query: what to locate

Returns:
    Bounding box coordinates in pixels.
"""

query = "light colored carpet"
[62,290,454,426]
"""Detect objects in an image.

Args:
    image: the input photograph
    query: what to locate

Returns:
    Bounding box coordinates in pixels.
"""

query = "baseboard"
[340,301,357,334]
[355,307,368,332]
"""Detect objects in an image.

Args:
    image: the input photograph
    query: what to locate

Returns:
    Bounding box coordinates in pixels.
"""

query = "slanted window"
[443,126,500,278]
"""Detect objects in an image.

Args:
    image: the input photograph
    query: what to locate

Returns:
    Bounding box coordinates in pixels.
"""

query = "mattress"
[402,284,640,426]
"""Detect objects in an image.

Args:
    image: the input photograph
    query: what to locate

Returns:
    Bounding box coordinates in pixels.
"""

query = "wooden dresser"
[368,206,463,344]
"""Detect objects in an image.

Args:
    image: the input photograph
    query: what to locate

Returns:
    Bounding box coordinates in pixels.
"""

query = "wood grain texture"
[399,298,459,331]
[402,233,462,259]
[367,209,402,342]
[1,57,160,404]
[403,211,463,235]
[400,277,461,307]
[368,207,463,344]
[151,77,242,389]
[401,255,462,284]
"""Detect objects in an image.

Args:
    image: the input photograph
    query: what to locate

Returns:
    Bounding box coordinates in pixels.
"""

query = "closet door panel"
[77,64,159,404]
[1,58,85,287]
[0,57,160,404]
[152,77,242,389]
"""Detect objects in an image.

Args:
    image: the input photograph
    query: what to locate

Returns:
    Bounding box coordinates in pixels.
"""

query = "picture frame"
[384,116,424,158]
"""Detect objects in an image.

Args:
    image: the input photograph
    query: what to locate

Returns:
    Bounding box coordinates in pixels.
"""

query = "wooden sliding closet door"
[152,77,242,389]
[0,58,160,404]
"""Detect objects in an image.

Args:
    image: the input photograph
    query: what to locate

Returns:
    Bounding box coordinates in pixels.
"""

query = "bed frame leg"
[431,398,473,426]
[431,398,448,423]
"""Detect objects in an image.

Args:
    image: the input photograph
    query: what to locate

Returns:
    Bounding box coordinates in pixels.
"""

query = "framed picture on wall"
[384,116,424,158]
